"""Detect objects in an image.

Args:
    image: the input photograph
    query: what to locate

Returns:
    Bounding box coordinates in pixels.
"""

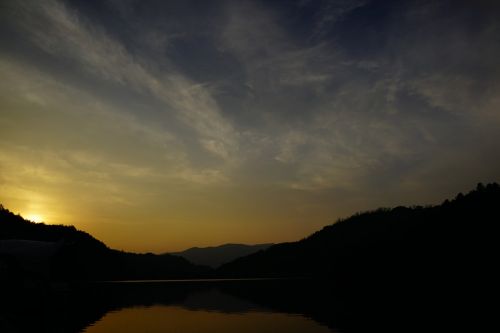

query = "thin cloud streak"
[12,0,240,162]
[1,0,499,251]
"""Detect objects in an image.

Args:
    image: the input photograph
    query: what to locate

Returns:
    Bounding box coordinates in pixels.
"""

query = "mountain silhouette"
[1,182,497,287]
[171,243,273,268]
[0,206,208,283]
[216,183,498,314]
[2,183,495,332]
[218,183,498,279]
[212,183,498,330]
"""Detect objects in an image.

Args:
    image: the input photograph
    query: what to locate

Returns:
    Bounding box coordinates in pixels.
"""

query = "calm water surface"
[1,278,437,332]
[79,280,337,333]
[76,279,339,333]
[4,278,399,332]
[82,304,333,333]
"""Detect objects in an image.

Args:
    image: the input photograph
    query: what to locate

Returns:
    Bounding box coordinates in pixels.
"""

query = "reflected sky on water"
[83,304,334,333]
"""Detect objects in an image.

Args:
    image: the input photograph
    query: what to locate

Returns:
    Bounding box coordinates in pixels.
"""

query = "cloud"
[0,56,229,189]
[7,0,239,163]
[215,0,500,193]
[306,0,370,39]
[220,1,340,94]
[1,0,499,248]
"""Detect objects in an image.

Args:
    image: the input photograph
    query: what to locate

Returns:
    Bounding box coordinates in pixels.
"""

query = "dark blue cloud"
[1,0,499,228]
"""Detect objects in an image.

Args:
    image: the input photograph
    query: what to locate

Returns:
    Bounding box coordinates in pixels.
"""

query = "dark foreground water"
[0,278,442,333]
[83,301,332,333]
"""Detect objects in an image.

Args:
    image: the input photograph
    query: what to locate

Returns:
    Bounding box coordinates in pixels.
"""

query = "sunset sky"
[1,0,499,252]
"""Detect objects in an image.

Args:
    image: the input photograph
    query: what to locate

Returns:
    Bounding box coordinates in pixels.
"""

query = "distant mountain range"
[2,183,496,333]
[216,182,499,302]
[1,182,497,288]
[0,205,208,282]
[170,243,273,268]
[212,183,499,330]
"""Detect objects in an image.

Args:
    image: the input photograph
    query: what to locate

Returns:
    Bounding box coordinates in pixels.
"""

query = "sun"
[26,214,44,223]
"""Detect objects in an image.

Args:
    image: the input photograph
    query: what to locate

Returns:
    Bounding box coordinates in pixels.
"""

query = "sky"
[1,0,499,253]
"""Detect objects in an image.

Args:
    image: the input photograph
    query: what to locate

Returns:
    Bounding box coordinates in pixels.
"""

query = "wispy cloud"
[0,56,230,189]
[1,0,499,250]
[10,0,239,162]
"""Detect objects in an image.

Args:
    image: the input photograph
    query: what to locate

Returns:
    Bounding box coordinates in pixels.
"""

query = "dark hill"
[218,182,498,285]
[0,206,209,282]
[215,183,499,330]
[171,243,273,268]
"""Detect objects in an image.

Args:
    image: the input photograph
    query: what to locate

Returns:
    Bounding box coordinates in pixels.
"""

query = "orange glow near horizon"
[25,213,44,223]
[2,0,499,254]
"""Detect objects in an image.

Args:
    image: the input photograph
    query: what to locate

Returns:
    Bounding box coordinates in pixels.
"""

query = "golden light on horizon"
[25,214,44,223]
[1,0,499,254]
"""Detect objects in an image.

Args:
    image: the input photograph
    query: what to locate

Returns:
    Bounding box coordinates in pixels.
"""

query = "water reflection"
[76,280,340,333]
[83,304,333,333]
[0,278,431,333]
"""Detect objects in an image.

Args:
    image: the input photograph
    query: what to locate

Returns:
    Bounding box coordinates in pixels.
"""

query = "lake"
[79,279,340,333]
[0,278,432,332]
[82,304,333,333]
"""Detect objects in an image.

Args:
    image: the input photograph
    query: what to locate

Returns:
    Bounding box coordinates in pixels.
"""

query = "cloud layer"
[1,0,499,251]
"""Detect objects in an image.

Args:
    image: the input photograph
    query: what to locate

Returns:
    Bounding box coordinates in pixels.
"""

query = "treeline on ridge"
[1,182,497,285]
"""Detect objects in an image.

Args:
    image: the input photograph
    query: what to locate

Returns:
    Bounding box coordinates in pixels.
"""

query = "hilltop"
[218,183,498,282]
[0,206,208,282]
[1,182,497,285]
[170,243,273,268]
